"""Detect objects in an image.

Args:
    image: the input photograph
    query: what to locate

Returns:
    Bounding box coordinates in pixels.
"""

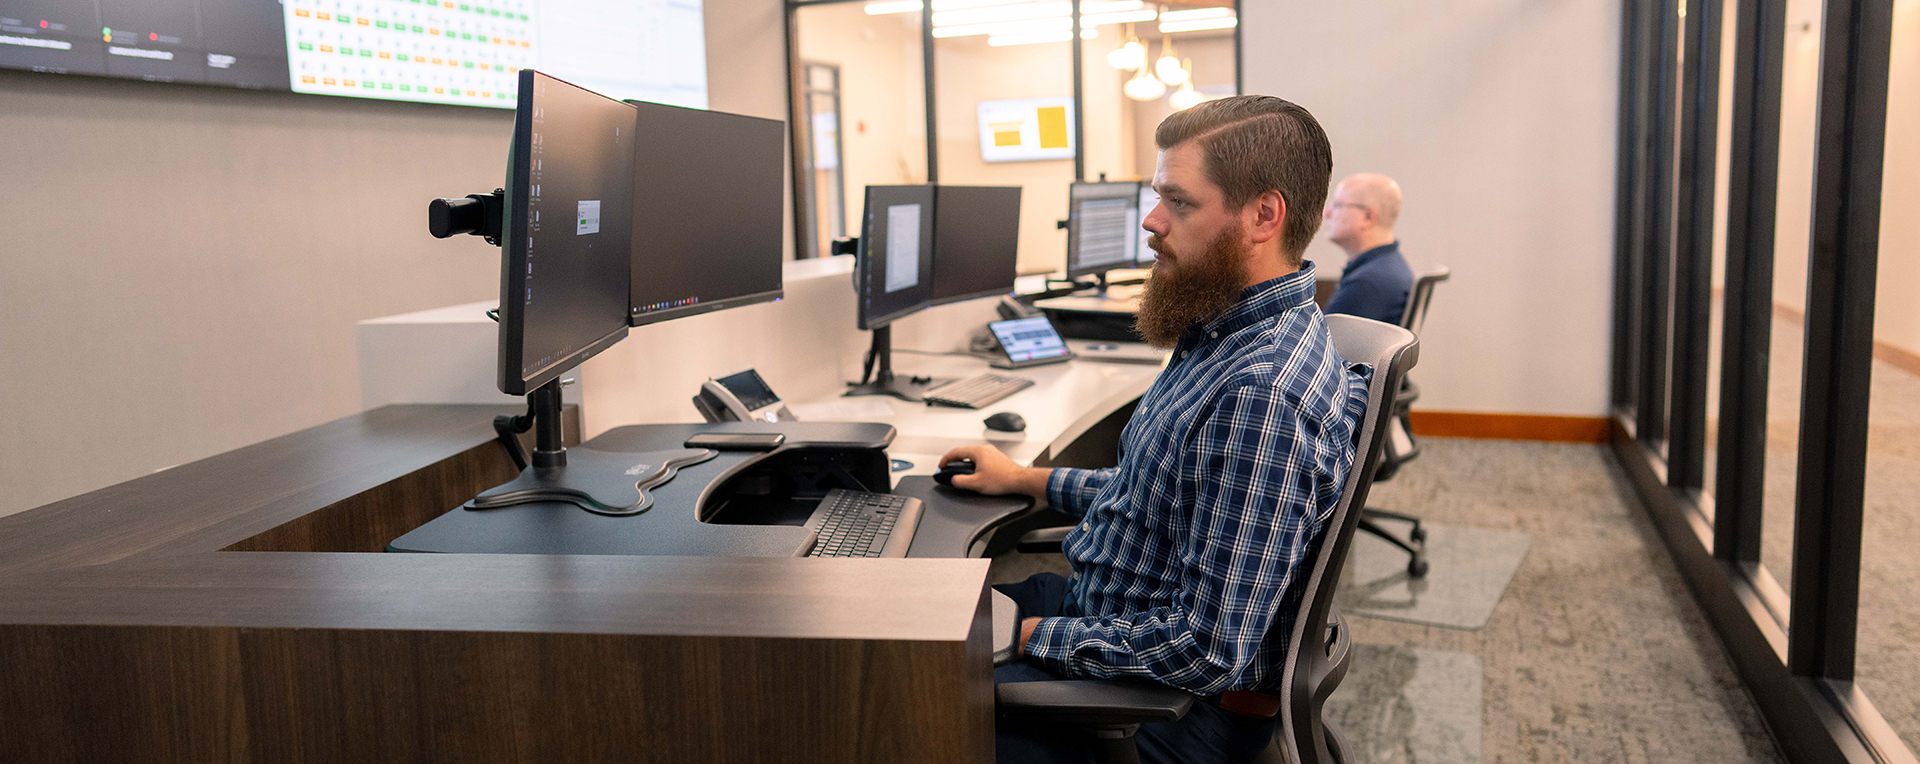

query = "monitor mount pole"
[844,326,941,402]
[428,189,714,516]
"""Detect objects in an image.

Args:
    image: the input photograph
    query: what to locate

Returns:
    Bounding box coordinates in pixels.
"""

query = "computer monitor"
[628,101,786,326]
[1135,183,1161,266]
[846,184,938,401]
[498,69,634,398]
[856,185,937,330]
[930,185,1023,306]
[1065,180,1142,280]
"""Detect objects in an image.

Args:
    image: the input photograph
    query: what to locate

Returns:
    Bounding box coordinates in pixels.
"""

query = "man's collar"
[1193,261,1319,341]
[1342,240,1401,274]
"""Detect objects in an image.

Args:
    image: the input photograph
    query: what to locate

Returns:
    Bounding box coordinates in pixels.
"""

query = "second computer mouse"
[934,459,976,486]
[984,411,1027,432]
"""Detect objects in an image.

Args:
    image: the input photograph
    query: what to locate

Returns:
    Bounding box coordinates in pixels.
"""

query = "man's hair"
[1155,96,1333,265]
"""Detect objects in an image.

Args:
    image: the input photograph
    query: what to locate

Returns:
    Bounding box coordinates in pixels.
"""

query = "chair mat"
[1324,643,1483,764]
[1335,521,1531,630]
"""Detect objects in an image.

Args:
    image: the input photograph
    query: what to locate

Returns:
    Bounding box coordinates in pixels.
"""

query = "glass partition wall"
[1611,0,1917,761]
[787,0,1238,271]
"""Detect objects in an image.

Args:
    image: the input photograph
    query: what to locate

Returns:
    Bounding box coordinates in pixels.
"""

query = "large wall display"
[0,0,707,109]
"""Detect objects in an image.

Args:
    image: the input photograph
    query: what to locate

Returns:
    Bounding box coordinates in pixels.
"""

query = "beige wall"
[1873,0,1920,354]
[795,4,929,252]
[1768,0,1920,356]
[1130,31,1237,178]
[0,0,789,518]
[934,35,1125,275]
[1244,0,1620,417]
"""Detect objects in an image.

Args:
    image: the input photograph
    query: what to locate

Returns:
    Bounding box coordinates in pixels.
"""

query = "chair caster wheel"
[1409,526,1427,543]
[1408,559,1429,578]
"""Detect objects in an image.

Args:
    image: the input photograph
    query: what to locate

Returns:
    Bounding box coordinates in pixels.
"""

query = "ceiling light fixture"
[1105,24,1146,70]
[1158,16,1236,33]
[1124,65,1166,100]
[1154,36,1187,85]
[1156,6,1231,21]
[988,29,1077,45]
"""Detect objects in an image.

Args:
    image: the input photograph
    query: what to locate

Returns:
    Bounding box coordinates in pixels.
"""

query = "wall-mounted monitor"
[0,0,707,110]
[976,96,1075,163]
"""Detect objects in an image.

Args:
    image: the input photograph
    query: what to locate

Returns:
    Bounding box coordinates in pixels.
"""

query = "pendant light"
[1105,24,1147,71]
[1124,63,1167,100]
[1154,35,1188,86]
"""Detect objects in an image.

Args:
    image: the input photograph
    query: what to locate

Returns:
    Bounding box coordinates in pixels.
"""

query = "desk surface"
[794,350,1163,475]
[0,405,997,762]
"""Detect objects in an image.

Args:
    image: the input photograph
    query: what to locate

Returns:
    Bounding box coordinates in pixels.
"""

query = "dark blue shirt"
[1325,241,1414,326]
[1028,263,1373,694]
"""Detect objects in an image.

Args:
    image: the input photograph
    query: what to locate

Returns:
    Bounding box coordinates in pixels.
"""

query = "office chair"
[1355,265,1448,578]
[1000,315,1420,764]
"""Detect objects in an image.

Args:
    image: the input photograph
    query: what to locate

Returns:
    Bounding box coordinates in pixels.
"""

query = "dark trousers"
[991,573,1277,764]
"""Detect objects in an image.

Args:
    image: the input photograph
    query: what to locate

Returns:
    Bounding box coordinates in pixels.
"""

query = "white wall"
[1242,0,1620,417]
[1871,0,1920,354]
[1756,0,1919,355]
[0,0,789,518]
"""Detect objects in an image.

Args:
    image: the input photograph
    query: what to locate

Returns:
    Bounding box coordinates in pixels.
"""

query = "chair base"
[1357,510,1428,578]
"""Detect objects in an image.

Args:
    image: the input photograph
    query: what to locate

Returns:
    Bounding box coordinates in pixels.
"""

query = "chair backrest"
[1398,264,1451,334]
[1275,315,1418,764]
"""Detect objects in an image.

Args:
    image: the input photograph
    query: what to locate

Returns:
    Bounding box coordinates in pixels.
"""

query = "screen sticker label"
[577,200,601,235]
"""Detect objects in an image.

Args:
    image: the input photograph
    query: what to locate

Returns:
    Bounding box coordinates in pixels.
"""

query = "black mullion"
[1668,0,1725,491]
[922,7,938,183]
[1714,0,1786,563]
[1623,0,1661,424]
[1637,0,1680,447]
[1612,0,1646,411]
[1787,0,1894,682]
[1071,0,1084,181]
[785,4,814,259]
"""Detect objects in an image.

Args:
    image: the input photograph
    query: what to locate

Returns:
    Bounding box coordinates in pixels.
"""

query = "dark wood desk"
[0,405,994,763]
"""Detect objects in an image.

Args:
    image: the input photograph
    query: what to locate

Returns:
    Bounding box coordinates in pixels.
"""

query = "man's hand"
[939,444,1051,497]
[1019,616,1041,655]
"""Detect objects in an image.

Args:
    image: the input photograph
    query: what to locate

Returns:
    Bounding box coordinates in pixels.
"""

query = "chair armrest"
[996,680,1195,726]
[1017,526,1073,553]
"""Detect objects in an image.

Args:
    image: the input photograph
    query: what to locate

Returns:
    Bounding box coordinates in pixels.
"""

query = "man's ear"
[1246,189,1286,246]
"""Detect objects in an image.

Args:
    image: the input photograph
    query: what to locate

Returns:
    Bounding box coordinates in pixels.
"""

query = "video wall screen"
[0,0,708,109]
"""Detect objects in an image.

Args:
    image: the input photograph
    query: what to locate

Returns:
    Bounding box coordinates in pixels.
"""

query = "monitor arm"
[427,188,506,246]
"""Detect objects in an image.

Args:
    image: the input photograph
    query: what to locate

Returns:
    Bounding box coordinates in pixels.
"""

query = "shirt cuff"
[1022,616,1079,672]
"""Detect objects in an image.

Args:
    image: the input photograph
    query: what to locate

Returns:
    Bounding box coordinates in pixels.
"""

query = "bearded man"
[939,96,1373,764]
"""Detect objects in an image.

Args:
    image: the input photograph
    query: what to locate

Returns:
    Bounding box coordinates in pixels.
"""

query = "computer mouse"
[934,459,976,486]
[984,411,1027,432]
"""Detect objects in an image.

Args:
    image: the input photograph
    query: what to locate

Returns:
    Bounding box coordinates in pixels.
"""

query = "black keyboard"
[923,372,1036,408]
[804,489,923,558]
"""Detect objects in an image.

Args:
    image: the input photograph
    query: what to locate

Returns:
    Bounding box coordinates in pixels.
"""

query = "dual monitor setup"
[428,69,1043,515]
[430,69,783,514]
[845,177,1167,402]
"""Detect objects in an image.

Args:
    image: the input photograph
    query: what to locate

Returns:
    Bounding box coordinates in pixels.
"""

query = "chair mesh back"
[1399,265,1450,335]
[1275,315,1418,763]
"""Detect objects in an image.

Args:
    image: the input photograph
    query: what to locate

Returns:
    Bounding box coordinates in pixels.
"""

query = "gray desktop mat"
[1323,644,1483,764]
[1335,522,1531,630]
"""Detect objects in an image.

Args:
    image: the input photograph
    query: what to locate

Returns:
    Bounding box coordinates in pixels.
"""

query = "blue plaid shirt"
[1027,263,1372,695]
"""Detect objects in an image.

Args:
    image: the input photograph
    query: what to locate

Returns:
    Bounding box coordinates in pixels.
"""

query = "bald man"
[1322,173,1415,325]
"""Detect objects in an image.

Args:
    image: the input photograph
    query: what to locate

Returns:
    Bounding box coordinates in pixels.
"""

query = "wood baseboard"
[1770,300,1920,378]
[1408,411,1611,443]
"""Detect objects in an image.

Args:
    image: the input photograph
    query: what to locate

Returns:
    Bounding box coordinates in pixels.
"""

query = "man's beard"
[1134,224,1253,348]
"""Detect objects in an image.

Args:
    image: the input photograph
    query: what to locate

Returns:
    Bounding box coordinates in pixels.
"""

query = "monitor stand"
[469,379,716,515]
[844,326,948,402]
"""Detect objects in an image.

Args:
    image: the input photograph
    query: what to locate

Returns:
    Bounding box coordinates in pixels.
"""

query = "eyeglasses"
[1328,201,1370,211]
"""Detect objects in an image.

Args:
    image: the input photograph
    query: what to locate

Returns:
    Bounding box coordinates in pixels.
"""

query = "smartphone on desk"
[684,432,787,451]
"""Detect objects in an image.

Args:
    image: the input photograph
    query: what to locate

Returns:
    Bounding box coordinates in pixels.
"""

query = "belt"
[1200,690,1282,719]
